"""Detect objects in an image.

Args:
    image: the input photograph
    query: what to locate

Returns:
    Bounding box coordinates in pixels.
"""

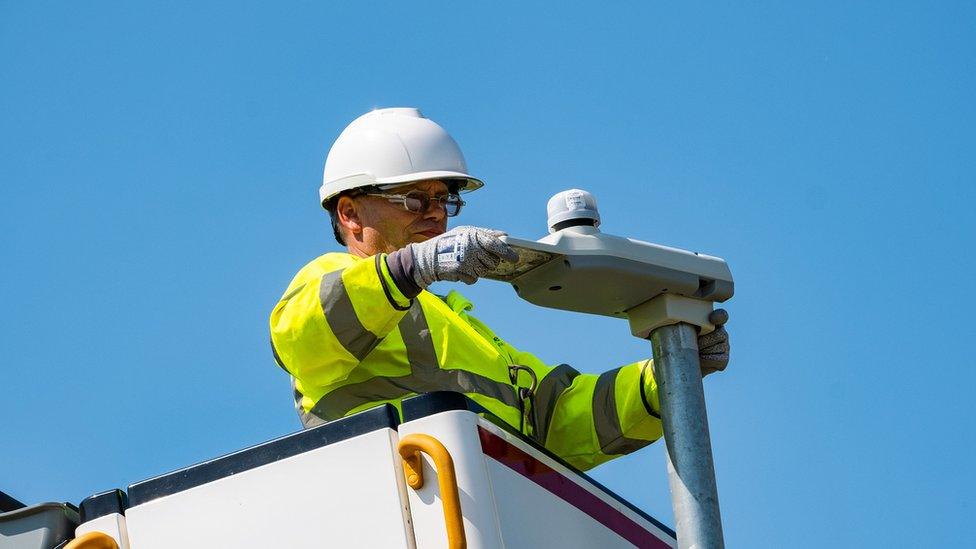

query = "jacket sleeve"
[462,312,663,471]
[511,346,664,472]
[269,254,412,410]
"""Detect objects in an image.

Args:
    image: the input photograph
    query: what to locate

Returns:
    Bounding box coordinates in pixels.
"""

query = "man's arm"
[456,311,662,471]
[513,349,663,471]
[506,318,729,472]
[269,254,413,409]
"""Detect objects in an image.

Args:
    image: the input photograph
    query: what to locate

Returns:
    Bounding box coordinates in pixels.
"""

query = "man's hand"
[698,309,731,377]
[409,226,519,287]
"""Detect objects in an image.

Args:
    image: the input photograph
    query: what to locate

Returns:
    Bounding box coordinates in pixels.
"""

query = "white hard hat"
[319,107,484,207]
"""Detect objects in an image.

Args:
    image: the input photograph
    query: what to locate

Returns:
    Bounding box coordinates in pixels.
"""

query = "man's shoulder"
[288,252,358,286]
[305,251,357,270]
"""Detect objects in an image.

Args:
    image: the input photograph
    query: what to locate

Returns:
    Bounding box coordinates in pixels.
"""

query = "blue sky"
[2,2,974,546]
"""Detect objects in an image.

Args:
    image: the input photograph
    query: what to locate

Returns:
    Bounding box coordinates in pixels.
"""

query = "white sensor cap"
[547,189,601,233]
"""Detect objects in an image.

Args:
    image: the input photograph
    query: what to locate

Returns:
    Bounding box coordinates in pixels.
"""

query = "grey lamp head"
[486,189,734,331]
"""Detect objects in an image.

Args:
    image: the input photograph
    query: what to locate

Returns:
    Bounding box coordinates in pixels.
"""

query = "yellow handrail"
[64,532,120,549]
[398,433,466,549]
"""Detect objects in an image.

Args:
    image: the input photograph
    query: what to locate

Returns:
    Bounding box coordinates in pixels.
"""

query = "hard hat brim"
[374,170,484,193]
[319,171,484,208]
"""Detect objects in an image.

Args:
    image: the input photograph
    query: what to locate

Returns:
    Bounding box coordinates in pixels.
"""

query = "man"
[269,108,730,471]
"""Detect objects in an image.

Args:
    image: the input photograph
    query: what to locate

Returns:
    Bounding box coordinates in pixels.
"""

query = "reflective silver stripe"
[319,269,380,361]
[399,302,438,372]
[531,364,581,445]
[293,378,326,428]
[306,301,520,422]
[593,368,652,455]
[308,375,416,421]
[299,410,326,428]
[433,368,520,408]
[400,303,520,410]
[271,338,289,373]
[280,282,307,303]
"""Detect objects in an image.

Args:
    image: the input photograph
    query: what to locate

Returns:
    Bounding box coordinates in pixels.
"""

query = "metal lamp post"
[486,189,733,549]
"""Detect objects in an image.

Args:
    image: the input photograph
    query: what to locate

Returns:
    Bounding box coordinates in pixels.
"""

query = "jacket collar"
[441,290,474,313]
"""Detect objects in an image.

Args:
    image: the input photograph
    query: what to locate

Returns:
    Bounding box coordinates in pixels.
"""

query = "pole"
[650,322,725,549]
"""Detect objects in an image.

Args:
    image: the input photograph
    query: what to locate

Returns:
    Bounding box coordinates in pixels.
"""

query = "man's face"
[347,179,451,254]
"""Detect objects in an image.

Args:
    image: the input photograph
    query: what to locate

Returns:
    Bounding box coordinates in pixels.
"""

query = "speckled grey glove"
[386,226,518,298]
[413,226,518,285]
[698,309,731,376]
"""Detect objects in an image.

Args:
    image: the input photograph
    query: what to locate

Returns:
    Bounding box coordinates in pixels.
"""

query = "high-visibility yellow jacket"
[270,252,664,471]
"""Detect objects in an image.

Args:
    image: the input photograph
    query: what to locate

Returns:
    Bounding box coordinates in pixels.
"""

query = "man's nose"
[423,200,447,222]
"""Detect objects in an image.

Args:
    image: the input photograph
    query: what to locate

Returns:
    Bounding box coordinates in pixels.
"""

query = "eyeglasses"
[365,190,466,217]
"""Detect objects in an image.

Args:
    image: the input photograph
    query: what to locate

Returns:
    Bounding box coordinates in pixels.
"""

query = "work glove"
[387,226,519,298]
[698,309,731,376]
[411,226,518,286]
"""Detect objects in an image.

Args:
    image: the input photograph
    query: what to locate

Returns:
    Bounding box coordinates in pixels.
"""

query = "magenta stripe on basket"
[478,426,671,549]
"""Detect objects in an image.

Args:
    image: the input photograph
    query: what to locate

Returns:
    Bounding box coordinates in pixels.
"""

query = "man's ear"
[336,195,364,237]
